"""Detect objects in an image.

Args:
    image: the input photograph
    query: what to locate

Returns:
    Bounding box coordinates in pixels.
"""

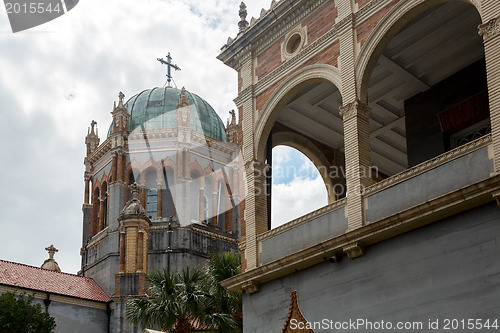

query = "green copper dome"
[107,87,226,142]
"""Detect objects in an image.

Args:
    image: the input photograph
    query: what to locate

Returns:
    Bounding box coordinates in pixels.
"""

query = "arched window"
[145,169,157,219]
[217,180,226,229]
[147,188,157,219]
[162,167,175,218]
[102,182,108,228]
[190,172,200,222]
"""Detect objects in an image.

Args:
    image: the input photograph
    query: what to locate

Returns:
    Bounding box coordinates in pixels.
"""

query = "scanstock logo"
[4,0,78,33]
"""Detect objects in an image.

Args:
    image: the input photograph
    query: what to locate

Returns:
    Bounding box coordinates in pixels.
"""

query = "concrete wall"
[260,206,347,264]
[83,232,120,296]
[148,225,238,273]
[243,202,500,332]
[366,145,493,223]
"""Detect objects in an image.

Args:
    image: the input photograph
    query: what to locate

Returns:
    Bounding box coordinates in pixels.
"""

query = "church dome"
[107,87,226,142]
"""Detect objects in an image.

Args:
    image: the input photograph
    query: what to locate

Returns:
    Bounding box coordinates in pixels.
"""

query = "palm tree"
[200,252,242,333]
[126,266,206,333]
[126,252,241,333]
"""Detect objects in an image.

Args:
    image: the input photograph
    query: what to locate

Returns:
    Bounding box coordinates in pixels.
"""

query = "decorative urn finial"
[238,2,249,32]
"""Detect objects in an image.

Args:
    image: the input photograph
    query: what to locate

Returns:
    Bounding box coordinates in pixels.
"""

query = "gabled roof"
[0,259,110,303]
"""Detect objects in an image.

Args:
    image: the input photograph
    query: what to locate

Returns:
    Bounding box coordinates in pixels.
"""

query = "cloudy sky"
[0,0,326,274]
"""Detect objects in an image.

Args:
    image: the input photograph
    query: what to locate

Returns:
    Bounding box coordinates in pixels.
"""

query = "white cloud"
[271,176,328,229]
[0,0,271,274]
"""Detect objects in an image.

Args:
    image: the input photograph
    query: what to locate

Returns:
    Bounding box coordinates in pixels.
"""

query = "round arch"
[272,131,337,203]
[356,0,482,101]
[255,64,343,162]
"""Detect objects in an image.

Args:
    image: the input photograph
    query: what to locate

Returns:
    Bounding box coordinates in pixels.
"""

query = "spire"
[118,91,125,108]
[238,2,249,32]
[229,109,236,126]
[41,245,61,272]
[86,120,100,155]
[90,120,97,135]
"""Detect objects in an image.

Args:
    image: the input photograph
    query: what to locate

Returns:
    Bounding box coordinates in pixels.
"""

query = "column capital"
[478,16,500,41]
[339,100,371,121]
[244,160,269,174]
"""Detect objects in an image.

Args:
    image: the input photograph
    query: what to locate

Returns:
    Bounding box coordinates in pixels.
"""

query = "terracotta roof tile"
[0,260,110,303]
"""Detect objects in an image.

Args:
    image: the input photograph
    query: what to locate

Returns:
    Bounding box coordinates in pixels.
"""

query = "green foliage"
[126,251,242,333]
[0,292,56,333]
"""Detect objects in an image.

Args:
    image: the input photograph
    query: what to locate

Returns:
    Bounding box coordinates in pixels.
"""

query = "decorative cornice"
[88,137,112,165]
[257,198,346,242]
[339,100,371,120]
[219,0,329,68]
[478,16,500,41]
[364,134,492,196]
[254,0,328,55]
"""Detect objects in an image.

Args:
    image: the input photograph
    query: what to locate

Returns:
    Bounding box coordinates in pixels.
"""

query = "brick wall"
[304,0,338,44]
[255,41,340,113]
[256,37,285,80]
[357,0,400,48]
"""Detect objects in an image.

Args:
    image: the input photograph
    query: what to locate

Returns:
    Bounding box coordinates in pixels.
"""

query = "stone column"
[84,175,90,205]
[340,101,372,230]
[111,153,118,182]
[199,185,205,222]
[125,227,138,273]
[337,6,373,232]
[139,180,146,209]
[137,230,144,272]
[244,160,269,270]
[212,191,218,226]
[119,231,125,273]
[157,179,163,218]
[479,12,500,172]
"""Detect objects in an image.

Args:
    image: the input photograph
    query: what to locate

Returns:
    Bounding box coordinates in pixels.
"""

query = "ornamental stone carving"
[478,16,500,41]
[339,100,371,121]
[118,182,150,222]
[282,291,314,333]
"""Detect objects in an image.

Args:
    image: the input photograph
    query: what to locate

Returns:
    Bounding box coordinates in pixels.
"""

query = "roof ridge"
[0,259,92,281]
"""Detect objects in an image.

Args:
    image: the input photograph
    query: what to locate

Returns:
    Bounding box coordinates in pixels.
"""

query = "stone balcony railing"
[256,134,494,271]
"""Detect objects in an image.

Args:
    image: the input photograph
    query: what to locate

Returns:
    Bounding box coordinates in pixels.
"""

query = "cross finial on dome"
[157,52,181,87]
[45,244,58,260]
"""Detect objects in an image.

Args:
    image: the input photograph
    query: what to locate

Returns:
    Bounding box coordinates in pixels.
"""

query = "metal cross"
[157,52,181,86]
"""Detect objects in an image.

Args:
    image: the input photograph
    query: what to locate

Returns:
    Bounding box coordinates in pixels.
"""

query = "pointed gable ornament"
[282,291,314,333]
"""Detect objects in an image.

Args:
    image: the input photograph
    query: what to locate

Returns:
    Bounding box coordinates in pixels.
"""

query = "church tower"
[80,82,242,332]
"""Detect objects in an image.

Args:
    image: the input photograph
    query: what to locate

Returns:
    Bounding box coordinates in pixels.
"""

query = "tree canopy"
[0,292,56,333]
[126,251,241,333]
